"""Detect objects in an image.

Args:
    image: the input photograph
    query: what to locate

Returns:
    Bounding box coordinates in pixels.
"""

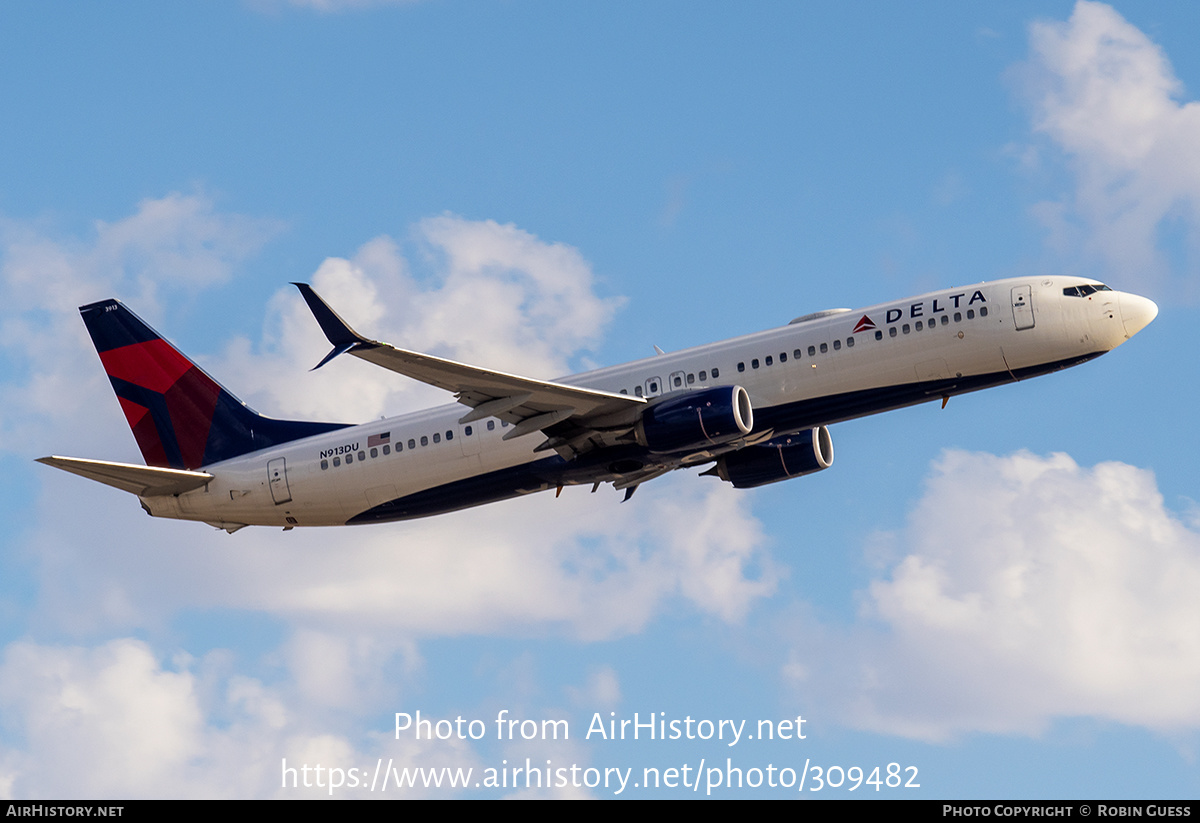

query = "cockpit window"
[1063,283,1113,297]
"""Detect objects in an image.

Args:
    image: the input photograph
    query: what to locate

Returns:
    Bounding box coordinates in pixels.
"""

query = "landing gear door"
[268,457,292,505]
[1011,285,1034,330]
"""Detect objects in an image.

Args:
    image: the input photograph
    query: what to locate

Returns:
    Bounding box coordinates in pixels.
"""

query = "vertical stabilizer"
[80,299,347,469]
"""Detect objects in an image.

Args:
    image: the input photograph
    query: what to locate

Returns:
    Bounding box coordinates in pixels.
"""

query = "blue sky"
[0,0,1197,798]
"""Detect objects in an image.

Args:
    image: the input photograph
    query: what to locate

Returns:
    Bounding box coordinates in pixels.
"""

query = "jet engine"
[705,426,834,488]
[636,385,754,453]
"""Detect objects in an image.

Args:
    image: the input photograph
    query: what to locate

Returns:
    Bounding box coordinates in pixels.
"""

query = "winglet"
[292,282,377,369]
[312,342,359,371]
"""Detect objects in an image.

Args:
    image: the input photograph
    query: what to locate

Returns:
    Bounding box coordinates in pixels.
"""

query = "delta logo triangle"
[852,315,877,334]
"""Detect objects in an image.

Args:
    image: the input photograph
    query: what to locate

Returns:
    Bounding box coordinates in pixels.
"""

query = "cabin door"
[1011,285,1035,330]
[268,457,292,505]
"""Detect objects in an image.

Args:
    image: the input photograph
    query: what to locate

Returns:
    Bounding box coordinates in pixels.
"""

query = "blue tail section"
[80,299,350,470]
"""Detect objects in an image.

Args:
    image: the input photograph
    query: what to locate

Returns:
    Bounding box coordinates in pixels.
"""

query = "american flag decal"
[368,432,391,447]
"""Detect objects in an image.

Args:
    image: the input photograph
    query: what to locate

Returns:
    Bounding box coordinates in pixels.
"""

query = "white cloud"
[31,467,775,642]
[1019,1,1200,292]
[0,192,281,322]
[792,450,1200,741]
[0,639,203,797]
[0,638,480,798]
[566,666,621,709]
[280,630,416,711]
[411,215,622,375]
[0,193,282,458]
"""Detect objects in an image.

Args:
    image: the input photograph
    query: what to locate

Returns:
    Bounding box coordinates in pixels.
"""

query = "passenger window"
[819,343,828,353]
[420,436,428,446]
[433,433,441,443]
[832,339,841,350]
[699,370,707,381]
[487,421,495,431]
[915,321,923,331]
[889,327,898,338]
[967,309,975,319]
[370,447,378,458]
[874,330,883,341]
[780,352,787,362]
[687,373,695,384]
[333,457,341,467]
[765,356,773,366]
[752,359,760,369]
[902,324,910,334]
[346,453,353,464]
[321,459,329,470]
[846,337,854,348]
[712,367,719,379]
[648,382,658,393]
[383,445,391,455]
[464,426,472,436]
[620,389,628,395]
[738,362,745,372]
[673,375,682,387]
[446,430,453,441]
[408,439,416,449]
[808,345,816,356]
[634,386,643,397]
[358,451,365,461]
[954,312,962,322]
[941,315,949,326]
[980,306,988,317]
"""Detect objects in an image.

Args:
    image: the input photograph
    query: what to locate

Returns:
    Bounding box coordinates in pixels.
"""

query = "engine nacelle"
[708,426,834,488]
[636,385,754,454]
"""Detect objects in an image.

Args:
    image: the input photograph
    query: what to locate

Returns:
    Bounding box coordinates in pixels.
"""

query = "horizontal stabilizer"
[37,456,213,497]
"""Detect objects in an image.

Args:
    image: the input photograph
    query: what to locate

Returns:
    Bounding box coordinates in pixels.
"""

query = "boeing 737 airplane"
[38,277,1156,532]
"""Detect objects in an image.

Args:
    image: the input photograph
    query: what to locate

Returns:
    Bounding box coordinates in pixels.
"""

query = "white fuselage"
[140,277,1154,529]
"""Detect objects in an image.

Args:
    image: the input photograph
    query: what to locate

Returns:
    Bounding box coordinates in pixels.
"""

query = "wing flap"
[37,456,213,497]
[457,393,533,424]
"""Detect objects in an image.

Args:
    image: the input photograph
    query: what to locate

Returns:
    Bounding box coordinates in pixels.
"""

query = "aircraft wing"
[37,456,213,496]
[294,284,646,451]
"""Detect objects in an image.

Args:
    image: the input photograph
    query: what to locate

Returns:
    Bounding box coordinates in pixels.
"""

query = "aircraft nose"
[1119,292,1158,338]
